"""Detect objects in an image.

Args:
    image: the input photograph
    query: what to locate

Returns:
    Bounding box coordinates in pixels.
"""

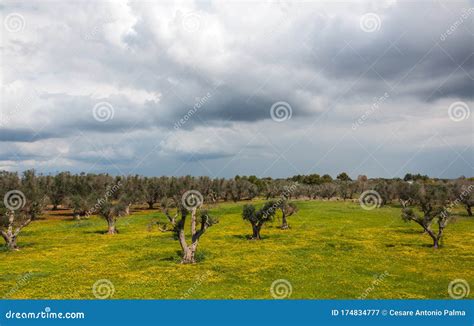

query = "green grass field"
[1,200,473,299]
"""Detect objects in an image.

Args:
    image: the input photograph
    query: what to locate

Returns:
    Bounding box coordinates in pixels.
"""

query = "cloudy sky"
[1,0,473,179]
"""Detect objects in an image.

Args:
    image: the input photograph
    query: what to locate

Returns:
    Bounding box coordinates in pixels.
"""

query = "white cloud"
[0,0,472,178]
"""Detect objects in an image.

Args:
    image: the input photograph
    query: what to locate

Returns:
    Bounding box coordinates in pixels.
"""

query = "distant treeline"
[0,170,473,214]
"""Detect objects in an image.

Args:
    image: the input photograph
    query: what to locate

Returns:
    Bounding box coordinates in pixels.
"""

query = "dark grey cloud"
[0,128,54,142]
[0,0,472,177]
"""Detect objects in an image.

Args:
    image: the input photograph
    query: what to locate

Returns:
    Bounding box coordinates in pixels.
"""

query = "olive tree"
[0,170,44,250]
[396,181,419,207]
[356,175,369,193]
[143,177,162,209]
[48,172,71,210]
[121,176,143,214]
[336,172,352,182]
[337,181,356,200]
[242,201,277,240]
[278,200,298,229]
[452,181,473,216]
[319,183,337,200]
[225,178,257,202]
[373,180,394,206]
[401,184,450,248]
[97,200,128,234]
[264,180,280,200]
[70,194,97,220]
[162,196,218,264]
[0,210,33,250]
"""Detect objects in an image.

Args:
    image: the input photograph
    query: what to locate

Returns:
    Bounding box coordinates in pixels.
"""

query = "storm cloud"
[0,0,472,178]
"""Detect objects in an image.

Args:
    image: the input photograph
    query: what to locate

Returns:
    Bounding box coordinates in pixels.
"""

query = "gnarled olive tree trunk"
[180,208,209,263]
[412,217,444,249]
[251,224,262,240]
[422,223,444,249]
[165,207,211,264]
[1,232,18,250]
[1,211,31,251]
[124,204,131,216]
[180,240,199,264]
[107,217,117,234]
[281,213,289,229]
[279,203,297,230]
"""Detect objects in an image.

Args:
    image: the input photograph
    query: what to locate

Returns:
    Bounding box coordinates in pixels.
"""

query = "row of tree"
[2,171,473,210]
[1,170,472,258]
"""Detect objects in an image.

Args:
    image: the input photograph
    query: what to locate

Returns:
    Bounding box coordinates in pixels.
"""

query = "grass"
[0,200,473,299]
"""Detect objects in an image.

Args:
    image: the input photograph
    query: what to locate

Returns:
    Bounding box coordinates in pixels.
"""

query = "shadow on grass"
[385,242,438,249]
[230,234,272,240]
[0,241,37,252]
[83,230,120,235]
[158,250,208,263]
[63,216,87,222]
[394,229,424,235]
[45,209,77,219]
[159,255,181,262]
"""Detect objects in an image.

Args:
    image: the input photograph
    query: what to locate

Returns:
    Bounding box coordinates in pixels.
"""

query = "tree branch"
[191,208,197,236]
[14,217,32,237]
